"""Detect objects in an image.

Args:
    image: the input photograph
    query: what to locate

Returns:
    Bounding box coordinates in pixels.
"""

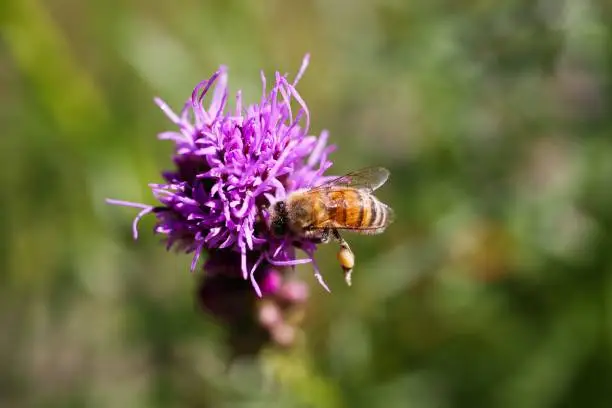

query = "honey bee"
[268,167,394,286]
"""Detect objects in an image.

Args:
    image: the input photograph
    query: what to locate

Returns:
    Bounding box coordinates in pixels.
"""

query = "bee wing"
[312,167,390,193]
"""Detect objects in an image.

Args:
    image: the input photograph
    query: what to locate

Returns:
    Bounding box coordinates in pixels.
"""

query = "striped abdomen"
[322,188,392,234]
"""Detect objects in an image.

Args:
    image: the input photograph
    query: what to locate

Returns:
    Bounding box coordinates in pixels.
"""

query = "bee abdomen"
[365,193,388,229]
[329,189,390,231]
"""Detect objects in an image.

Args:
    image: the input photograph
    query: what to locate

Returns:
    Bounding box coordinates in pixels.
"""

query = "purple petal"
[293,53,309,86]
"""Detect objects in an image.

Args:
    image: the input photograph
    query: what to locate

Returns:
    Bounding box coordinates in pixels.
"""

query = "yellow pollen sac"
[337,247,355,269]
[337,246,355,286]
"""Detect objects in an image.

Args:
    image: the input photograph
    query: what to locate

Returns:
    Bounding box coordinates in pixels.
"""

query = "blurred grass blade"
[1,0,108,139]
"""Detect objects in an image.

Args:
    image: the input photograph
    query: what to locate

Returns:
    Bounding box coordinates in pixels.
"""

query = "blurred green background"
[2,0,612,407]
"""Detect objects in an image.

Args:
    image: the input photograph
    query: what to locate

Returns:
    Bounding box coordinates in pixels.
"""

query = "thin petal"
[249,252,265,298]
[268,257,312,266]
[158,131,188,143]
[240,243,248,280]
[190,245,202,271]
[293,53,310,86]
[235,90,242,116]
[105,199,152,210]
[281,77,310,134]
[154,98,181,124]
[308,130,329,167]
[130,206,154,239]
[310,255,331,293]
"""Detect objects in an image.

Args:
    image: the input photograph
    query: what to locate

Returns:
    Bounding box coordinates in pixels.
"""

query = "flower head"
[107,55,335,297]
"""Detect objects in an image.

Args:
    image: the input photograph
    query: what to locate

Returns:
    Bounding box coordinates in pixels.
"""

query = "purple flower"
[107,55,335,298]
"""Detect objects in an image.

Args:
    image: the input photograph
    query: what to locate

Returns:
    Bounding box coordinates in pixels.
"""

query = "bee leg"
[303,228,331,244]
[331,228,342,243]
[332,229,355,286]
[319,228,331,244]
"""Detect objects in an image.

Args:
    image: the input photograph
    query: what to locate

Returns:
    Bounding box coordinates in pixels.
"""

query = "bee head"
[269,201,289,237]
